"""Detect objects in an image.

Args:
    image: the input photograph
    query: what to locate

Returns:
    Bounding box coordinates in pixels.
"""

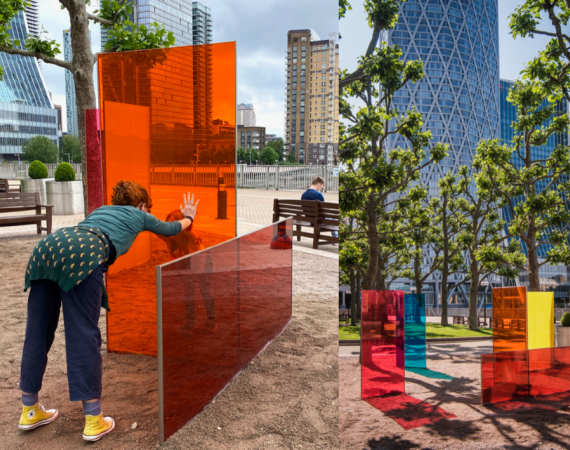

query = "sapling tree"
[339,0,448,291]
[454,164,523,330]
[0,0,175,210]
[475,80,570,291]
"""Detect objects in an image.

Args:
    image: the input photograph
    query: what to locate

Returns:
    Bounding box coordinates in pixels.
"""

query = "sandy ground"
[0,235,338,450]
[340,344,570,450]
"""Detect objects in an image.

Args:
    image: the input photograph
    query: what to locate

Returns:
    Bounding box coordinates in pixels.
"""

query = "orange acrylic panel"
[492,287,527,354]
[98,43,237,355]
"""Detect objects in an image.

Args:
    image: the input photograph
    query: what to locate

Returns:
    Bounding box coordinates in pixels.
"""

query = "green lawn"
[339,323,492,340]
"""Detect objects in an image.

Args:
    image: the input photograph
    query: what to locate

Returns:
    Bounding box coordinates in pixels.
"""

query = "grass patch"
[339,323,492,340]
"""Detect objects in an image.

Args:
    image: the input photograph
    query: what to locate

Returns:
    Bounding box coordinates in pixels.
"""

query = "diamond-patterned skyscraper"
[387,0,499,190]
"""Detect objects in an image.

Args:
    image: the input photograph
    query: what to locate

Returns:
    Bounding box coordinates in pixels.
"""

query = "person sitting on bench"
[301,176,338,243]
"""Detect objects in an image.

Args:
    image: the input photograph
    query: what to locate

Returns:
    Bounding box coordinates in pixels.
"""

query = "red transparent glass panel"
[98,42,237,355]
[160,238,238,441]
[158,220,292,442]
[361,290,405,399]
[481,351,529,404]
[238,219,292,365]
[492,287,527,353]
[529,346,570,397]
[85,109,102,215]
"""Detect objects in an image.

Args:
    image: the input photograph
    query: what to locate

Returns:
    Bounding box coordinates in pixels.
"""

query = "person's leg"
[60,264,114,441]
[18,279,61,430]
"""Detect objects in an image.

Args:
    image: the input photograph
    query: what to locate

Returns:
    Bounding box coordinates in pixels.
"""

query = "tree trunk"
[468,258,479,331]
[414,254,422,295]
[363,203,379,290]
[68,1,97,214]
[350,271,358,327]
[527,243,541,292]
[440,267,449,327]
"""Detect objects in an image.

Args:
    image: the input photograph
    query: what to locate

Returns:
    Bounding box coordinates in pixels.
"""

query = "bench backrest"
[317,201,339,228]
[273,199,320,223]
[0,192,40,213]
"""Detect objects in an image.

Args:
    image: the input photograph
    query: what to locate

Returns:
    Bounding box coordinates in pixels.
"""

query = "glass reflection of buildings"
[0,1,59,161]
[500,79,570,288]
[99,1,231,165]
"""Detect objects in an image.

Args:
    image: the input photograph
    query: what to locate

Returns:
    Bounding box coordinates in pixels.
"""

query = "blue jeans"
[20,264,107,401]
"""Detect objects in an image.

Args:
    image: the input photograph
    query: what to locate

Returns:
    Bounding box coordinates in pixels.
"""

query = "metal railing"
[236,165,339,192]
[150,164,235,187]
[0,163,83,180]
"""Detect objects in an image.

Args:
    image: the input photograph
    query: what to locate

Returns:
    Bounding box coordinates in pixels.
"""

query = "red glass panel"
[492,287,527,353]
[85,109,102,215]
[158,220,292,442]
[238,219,292,365]
[98,42,237,355]
[529,346,570,397]
[481,351,529,404]
[160,238,239,441]
[361,290,405,399]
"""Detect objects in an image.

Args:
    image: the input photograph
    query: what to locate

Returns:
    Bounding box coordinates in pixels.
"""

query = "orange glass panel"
[98,42,237,355]
[492,287,527,353]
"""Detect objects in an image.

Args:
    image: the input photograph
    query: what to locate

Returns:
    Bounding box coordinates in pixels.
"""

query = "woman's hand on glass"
[180,192,199,219]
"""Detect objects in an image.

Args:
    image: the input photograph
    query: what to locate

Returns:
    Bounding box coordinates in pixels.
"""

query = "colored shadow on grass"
[364,393,456,430]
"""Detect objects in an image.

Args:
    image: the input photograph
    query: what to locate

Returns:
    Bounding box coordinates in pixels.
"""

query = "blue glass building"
[388,0,499,197]
[500,79,570,285]
[0,5,58,161]
[388,0,500,306]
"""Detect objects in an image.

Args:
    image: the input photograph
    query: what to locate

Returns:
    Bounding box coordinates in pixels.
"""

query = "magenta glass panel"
[158,219,292,442]
[85,109,103,215]
[482,346,570,404]
[361,290,405,399]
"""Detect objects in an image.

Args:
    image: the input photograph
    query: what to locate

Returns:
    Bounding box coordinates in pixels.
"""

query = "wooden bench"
[0,192,53,234]
[0,178,21,193]
[339,310,349,323]
[272,199,339,249]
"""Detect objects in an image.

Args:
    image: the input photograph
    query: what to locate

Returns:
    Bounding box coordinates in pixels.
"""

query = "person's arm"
[144,193,199,236]
[318,192,325,201]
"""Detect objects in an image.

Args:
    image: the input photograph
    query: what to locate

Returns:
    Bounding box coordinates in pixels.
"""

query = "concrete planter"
[555,325,570,347]
[46,180,84,215]
[20,178,54,205]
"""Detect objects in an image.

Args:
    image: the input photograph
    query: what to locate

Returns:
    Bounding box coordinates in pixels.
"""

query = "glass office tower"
[387,0,500,306]
[0,8,58,161]
[388,0,499,195]
[500,79,570,286]
[101,1,212,49]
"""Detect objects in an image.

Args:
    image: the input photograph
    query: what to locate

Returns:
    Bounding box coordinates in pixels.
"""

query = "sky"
[339,0,570,86]
[36,0,337,135]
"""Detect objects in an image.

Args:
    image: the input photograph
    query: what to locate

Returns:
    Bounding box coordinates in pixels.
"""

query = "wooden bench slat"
[0,191,52,235]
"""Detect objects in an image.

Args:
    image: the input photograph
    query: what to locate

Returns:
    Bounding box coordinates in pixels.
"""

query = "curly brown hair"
[111,181,153,210]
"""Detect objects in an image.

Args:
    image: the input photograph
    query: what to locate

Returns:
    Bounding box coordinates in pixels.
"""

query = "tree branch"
[87,13,115,26]
[0,46,72,71]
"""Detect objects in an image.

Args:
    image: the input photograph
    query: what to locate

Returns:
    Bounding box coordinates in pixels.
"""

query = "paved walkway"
[0,189,339,258]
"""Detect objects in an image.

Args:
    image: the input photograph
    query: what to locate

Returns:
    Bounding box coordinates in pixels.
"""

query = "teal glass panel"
[404,293,426,369]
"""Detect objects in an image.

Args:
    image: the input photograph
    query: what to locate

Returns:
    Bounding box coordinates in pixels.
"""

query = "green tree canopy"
[475,80,570,291]
[266,138,284,161]
[60,134,81,164]
[22,136,59,164]
[259,146,279,165]
[286,150,296,163]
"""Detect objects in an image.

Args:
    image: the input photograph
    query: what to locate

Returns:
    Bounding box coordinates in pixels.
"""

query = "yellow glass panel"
[527,291,554,351]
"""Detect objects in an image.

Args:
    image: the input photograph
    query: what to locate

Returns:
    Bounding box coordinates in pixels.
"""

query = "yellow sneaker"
[18,403,59,430]
[82,413,115,442]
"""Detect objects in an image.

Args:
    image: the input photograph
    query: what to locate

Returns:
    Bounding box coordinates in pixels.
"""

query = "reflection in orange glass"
[98,43,236,356]
[158,219,292,442]
[492,287,528,354]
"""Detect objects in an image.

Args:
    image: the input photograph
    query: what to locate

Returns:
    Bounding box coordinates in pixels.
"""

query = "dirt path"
[0,235,338,449]
[340,351,570,449]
